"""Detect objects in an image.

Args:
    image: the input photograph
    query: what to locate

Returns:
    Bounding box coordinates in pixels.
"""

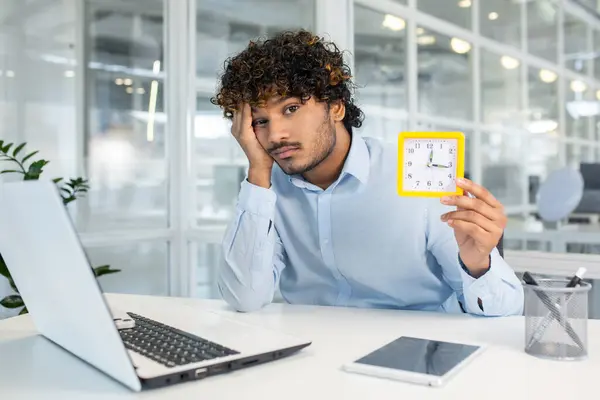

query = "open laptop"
[0,180,310,391]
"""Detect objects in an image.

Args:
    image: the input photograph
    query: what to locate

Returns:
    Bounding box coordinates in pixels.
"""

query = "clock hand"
[431,163,450,168]
[427,149,433,167]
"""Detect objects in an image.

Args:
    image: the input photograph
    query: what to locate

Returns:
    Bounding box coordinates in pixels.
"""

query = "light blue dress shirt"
[218,134,524,316]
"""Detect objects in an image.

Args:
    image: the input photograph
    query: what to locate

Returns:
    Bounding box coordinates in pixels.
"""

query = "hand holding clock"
[398,133,503,277]
[439,178,507,278]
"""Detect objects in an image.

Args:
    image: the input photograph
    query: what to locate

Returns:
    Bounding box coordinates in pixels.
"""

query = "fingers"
[442,196,498,221]
[441,178,508,237]
[455,187,471,212]
[448,220,495,246]
[231,103,252,139]
[441,178,507,229]
[441,210,502,234]
[456,178,502,210]
[231,105,242,139]
[241,103,252,128]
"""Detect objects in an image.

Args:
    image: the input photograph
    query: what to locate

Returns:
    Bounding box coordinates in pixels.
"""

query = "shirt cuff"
[238,179,277,218]
[458,254,491,278]
[459,253,499,314]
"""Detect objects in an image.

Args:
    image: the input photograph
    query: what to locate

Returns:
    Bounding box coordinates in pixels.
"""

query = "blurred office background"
[0,0,599,314]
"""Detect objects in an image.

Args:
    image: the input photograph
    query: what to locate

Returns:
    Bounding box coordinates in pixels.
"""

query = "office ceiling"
[0,0,597,90]
[1,0,596,56]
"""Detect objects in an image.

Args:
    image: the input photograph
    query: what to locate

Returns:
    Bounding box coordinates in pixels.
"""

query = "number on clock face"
[402,138,458,192]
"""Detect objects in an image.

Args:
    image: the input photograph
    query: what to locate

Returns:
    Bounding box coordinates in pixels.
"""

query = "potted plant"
[0,140,120,316]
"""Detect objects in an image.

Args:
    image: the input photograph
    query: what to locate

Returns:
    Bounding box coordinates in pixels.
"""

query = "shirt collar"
[341,134,370,185]
[288,134,370,188]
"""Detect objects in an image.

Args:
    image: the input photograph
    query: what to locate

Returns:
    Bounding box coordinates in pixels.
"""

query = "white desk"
[0,293,598,399]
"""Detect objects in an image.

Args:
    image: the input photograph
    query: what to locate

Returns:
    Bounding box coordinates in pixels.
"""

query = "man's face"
[251,96,337,175]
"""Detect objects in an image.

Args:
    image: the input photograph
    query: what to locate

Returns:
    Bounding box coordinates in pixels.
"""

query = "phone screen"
[354,336,480,377]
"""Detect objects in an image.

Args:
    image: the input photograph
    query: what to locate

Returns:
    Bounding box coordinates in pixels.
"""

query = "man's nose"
[266,117,290,145]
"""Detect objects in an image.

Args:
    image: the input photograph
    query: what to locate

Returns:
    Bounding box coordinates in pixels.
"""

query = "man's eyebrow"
[273,96,293,104]
[250,97,295,113]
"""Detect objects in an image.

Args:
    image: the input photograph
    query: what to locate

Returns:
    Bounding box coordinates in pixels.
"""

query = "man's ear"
[329,101,345,122]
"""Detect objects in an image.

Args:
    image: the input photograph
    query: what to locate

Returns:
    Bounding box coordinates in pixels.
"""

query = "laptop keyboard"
[119,312,240,368]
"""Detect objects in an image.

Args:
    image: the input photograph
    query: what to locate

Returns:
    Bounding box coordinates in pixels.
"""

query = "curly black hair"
[210,29,364,133]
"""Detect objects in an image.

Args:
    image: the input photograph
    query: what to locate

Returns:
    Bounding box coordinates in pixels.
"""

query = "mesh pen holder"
[523,279,591,361]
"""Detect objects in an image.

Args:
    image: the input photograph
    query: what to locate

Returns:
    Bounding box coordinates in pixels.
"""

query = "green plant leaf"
[94,265,121,277]
[24,159,48,180]
[52,177,63,183]
[0,170,22,175]
[0,140,4,149]
[94,265,110,274]
[0,295,24,309]
[12,142,26,157]
[21,150,39,164]
[0,254,10,279]
[8,278,18,294]
[2,143,13,154]
[19,306,28,315]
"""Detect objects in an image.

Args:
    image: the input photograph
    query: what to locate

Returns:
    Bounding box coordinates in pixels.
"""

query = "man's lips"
[271,146,299,159]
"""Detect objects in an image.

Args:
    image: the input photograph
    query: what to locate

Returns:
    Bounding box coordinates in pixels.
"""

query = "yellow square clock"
[397,131,465,197]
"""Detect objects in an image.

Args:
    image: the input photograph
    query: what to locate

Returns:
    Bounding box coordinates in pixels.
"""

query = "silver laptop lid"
[0,180,141,391]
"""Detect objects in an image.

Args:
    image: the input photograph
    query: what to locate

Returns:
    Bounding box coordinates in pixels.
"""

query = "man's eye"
[252,119,268,127]
[284,105,299,114]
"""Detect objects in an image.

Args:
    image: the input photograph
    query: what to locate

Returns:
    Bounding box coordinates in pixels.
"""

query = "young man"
[210,30,523,316]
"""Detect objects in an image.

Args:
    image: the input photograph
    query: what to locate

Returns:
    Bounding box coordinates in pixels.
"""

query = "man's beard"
[278,119,336,176]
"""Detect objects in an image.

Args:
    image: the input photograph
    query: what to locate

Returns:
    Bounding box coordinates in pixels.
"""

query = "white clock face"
[402,138,458,192]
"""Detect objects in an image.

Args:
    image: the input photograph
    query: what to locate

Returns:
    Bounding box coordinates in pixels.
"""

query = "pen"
[526,268,587,350]
[523,271,586,351]
[566,267,586,288]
